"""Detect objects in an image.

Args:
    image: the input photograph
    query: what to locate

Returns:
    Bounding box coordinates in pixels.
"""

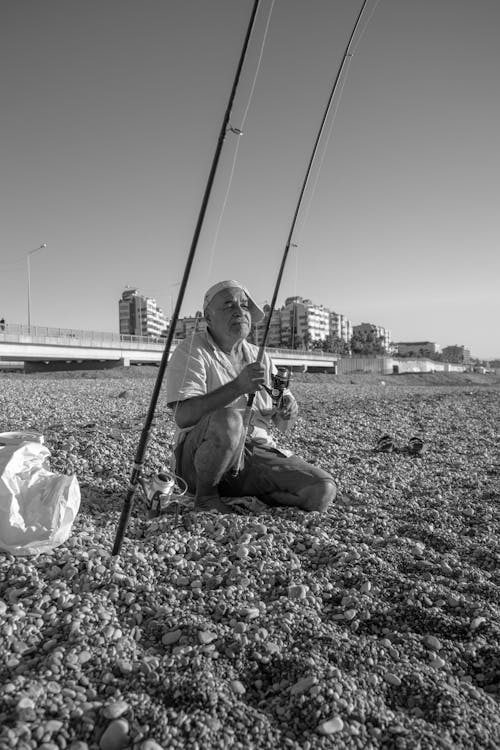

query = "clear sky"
[1,0,499,359]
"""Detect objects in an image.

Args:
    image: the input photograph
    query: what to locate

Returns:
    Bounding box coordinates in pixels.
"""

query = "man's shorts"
[174,415,333,500]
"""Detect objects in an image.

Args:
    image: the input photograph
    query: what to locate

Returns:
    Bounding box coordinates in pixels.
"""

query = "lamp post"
[27,244,47,331]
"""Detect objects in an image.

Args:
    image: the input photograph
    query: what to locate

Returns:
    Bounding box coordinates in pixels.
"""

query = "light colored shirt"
[166,330,277,448]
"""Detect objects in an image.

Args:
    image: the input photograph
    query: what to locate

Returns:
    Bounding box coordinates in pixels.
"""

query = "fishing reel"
[268,366,291,409]
[139,469,189,521]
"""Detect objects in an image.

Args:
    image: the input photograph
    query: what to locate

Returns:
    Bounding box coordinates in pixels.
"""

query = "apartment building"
[353,322,393,354]
[282,296,330,346]
[442,345,471,364]
[329,311,353,345]
[119,288,168,338]
[174,315,207,339]
[252,306,281,348]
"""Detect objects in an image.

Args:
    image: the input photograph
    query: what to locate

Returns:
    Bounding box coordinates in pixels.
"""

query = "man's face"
[205,287,252,344]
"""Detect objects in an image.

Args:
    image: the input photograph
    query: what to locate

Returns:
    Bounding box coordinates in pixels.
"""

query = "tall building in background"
[119,288,168,338]
[282,297,330,346]
[353,322,393,354]
[174,314,206,339]
[442,345,471,364]
[329,311,353,346]
[250,296,352,350]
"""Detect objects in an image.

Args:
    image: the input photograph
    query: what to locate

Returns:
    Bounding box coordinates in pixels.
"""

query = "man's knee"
[206,407,244,450]
[303,478,336,512]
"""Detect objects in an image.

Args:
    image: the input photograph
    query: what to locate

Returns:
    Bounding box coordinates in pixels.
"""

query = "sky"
[1,0,499,359]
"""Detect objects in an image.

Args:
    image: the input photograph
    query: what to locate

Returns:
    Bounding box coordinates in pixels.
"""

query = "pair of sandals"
[375,434,424,456]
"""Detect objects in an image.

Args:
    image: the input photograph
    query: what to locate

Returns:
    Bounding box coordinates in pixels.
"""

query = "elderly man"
[166,280,336,513]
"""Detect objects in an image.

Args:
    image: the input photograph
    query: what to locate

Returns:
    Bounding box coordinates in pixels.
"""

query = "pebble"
[198,630,218,644]
[423,635,442,651]
[287,584,309,599]
[470,616,486,630]
[102,700,130,719]
[230,680,246,695]
[317,716,344,735]
[430,656,446,669]
[99,719,129,750]
[162,630,182,645]
[385,673,402,687]
[290,676,316,695]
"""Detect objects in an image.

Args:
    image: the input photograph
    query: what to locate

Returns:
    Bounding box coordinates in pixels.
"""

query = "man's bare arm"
[168,362,266,429]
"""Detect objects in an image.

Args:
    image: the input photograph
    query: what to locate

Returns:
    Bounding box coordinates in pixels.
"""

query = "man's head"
[203,280,264,350]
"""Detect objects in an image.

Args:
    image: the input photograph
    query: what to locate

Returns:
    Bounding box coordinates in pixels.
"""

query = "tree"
[322,334,350,355]
[351,328,385,356]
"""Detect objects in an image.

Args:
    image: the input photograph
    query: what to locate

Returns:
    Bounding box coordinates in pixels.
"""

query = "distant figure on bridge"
[0,318,5,331]
[166,280,336,514]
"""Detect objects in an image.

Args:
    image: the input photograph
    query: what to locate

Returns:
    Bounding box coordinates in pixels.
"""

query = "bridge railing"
[0,322,337,359]
[0,323,178,348]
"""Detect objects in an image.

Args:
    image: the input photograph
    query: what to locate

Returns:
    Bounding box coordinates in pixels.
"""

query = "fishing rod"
[112,0,261,556]
[236,0,370,469]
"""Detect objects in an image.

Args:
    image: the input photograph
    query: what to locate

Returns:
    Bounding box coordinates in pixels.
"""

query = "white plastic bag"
[0,431,80,556]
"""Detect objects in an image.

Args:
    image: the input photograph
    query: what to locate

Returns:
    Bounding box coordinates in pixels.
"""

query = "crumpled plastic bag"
[0,431,80,556]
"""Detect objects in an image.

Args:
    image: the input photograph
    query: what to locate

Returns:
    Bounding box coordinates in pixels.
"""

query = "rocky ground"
[0,369,499,750]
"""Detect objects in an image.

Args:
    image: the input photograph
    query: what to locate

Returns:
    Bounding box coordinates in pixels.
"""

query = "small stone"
[231,680,246,695]
[241,607,260,619]
[360,581,372,594]
[470,616,486,630]
[385,672,402,687]
[198,630,218,644]
[140,742,165,750]
[317,716,344,735]
[162,630,182,646]
[17,697,36,710]
[344,609,357,621]
[102,700,130,719]
[290,676,316,695]
[430,656,446,669]
[423,635,442,651]
[99,719,129,750]
[44,720,64,734]
[288,584,309,599]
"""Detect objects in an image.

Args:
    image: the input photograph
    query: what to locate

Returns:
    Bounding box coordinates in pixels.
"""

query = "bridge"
[0,323,338,373]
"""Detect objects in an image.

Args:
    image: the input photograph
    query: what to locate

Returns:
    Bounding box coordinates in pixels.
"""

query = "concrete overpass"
[0,323,338,373]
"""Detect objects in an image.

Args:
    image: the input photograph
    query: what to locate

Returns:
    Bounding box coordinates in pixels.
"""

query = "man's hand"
[235,362,266,395]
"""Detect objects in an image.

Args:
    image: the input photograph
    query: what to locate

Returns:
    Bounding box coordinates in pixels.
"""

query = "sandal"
[407,437,424,455]
[375,435,395,453]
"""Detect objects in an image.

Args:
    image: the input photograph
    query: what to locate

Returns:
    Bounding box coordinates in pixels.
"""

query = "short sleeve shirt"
[166,330,277,448]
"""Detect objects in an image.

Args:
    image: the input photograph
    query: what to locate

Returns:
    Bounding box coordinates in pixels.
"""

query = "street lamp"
[27,243,47,331]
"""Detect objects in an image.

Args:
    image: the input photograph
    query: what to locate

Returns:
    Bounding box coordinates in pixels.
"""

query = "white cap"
[203,280,264,323]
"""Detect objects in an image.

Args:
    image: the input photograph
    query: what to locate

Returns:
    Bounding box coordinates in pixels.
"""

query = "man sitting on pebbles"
[166,279,336,514]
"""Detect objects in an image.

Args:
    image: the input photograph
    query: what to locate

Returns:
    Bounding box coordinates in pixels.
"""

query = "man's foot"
[194,496,240,514]
[194,495,266,514]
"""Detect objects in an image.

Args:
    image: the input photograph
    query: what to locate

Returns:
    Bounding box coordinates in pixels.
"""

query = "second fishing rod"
[235,0,370,470]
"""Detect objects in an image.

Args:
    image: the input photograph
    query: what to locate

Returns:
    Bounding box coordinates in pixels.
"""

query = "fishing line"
[293,0,381,248]
[289,0,381,309]
[235,0,373,471]
[293,55,353,248]
[112,0,262,555]
[206,0,276,280]
[288,55,354,315]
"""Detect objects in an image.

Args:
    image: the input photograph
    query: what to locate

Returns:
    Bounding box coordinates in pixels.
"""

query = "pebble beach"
[0,369,499,750]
